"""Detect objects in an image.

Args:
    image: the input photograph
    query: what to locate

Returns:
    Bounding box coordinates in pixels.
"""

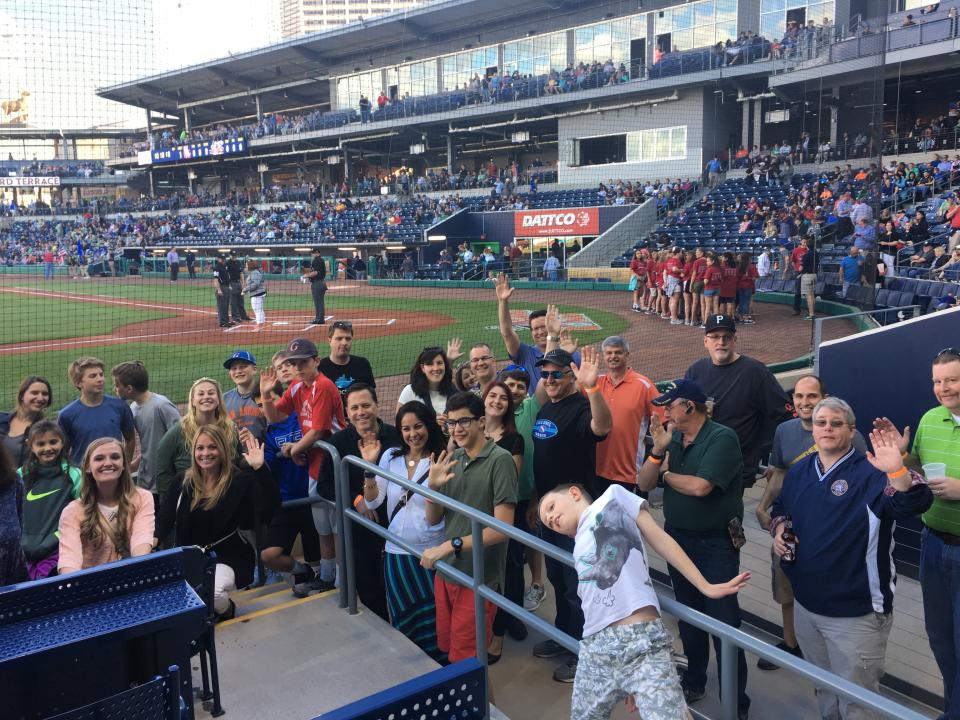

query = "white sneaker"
[523,583,546,611]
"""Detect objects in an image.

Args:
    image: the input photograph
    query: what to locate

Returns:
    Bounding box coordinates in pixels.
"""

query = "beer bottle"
[781,516,797,564]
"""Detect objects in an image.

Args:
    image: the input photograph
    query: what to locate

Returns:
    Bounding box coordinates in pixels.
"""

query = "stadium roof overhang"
[96,0,634,125]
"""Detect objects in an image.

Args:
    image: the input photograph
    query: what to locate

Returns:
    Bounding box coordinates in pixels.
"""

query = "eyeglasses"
[500,364,529,375]
[331,320,353,331]
[812,419,851,428]
[444,417,479,430]
[470,355,494,364]
[936,347,960,360]
[540,369,570,380]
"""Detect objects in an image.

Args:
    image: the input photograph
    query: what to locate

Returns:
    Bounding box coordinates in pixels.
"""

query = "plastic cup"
[923,462,947,480]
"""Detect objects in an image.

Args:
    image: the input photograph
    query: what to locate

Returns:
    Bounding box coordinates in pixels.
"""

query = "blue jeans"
[541,524,584,642]
[736,288,752,316]
[44,262,53,280]
[665,525,750,716]
[921,528,960,720]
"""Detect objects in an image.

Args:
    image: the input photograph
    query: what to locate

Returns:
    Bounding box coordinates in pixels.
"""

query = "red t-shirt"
[275,374,346,484]
[692,257,707,281]
[737,264,759,290]
[654,261,665,288]
[790,246,807,272]
[629,258,647,279]
[647,259,658,286]
[720,266,739,296]
[664,257,682,280]
[682,260,695,281]
[704,266,723,290]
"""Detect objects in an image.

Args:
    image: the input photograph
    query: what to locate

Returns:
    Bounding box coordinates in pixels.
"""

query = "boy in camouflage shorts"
[539,483,750,719]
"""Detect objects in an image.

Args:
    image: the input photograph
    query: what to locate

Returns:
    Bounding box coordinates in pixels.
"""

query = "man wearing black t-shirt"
[303,248,328,324]
[529,346,611,683]
[225,251,251,323]
[212,256,231,327]
[318,320,376,397]
[685,314,793,490]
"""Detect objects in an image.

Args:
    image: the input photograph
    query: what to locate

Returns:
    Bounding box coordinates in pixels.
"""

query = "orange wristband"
[647,456,663,465]
[887,467,908,480]
[353,494,364,508]
[584,385,601,394]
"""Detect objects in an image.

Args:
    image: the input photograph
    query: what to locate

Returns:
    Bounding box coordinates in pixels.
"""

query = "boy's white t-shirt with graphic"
[575,484,660,637]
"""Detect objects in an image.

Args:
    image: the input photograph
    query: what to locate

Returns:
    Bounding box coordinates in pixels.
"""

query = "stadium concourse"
[3,0,960,718]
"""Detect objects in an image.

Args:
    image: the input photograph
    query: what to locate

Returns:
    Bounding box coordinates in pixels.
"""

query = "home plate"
[272,321,291,326]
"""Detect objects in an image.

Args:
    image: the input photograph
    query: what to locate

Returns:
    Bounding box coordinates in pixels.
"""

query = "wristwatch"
[547,334,560,342]
[451,537,464,558]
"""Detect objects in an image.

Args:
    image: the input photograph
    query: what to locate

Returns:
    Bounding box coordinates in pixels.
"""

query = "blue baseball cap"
[223,350,256,369]
[652,378,708,406]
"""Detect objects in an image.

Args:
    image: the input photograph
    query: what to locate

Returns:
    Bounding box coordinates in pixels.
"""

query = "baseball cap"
[223,350,256,369]
[652,378,708,406]
[704,314,737,334]
[535,348,575,368]
[286,337,319,360]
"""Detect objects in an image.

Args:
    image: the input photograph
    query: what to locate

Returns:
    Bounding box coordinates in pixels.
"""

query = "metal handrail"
[332,451,928,720]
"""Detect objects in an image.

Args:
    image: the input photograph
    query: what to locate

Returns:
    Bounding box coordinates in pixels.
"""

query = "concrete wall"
[701,86,742,162]
[556,90,706,184]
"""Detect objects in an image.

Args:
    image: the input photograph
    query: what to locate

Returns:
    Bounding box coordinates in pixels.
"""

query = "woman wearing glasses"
[397,347,456,421]
[357,401,447,662]
[482,381,528,662]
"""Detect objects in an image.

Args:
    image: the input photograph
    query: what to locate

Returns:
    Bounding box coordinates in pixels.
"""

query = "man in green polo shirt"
[422,391,517,670]
[881,348,960,718]
[638,378,750,719]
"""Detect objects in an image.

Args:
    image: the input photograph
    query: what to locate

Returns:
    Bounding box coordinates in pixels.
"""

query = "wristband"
[584,385,600,394]
[901,450,909,459]
[353,494,364,508]
[547,335,560,342]
[887,467,908,480]
[647,455,663,466]
[363,471,376,479]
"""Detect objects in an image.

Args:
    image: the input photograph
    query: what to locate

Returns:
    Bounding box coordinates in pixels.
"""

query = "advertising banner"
[0,176,60,187]
[513,207,599,237]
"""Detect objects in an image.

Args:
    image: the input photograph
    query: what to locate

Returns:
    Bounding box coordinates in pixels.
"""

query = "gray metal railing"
[321,446,930,720]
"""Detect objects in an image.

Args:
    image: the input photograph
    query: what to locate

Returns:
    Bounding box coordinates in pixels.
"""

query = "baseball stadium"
[1,1,958,719]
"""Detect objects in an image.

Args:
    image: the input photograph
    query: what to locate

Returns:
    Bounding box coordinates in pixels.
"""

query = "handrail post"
[337,454,358,615]
[813,316,824,375]
[318,441,349,611]
[720,637,738,720]
[471,519,490,719]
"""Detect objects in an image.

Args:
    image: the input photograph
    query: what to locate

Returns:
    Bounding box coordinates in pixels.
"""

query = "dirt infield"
[0,285,454,356]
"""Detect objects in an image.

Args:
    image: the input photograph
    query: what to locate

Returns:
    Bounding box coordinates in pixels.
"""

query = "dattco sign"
[513,207,599,237]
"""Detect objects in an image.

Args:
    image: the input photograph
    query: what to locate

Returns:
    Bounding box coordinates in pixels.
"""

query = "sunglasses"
[540,369,570,380]
[500,364,529,376]
[331,320,353,331]
[812,419,850,428]
[937,347,960,360]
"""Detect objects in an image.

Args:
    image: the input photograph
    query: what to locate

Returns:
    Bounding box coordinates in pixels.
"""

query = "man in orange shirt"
[593,336,661,496]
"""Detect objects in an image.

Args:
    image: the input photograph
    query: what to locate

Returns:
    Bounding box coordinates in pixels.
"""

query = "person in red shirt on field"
[663,248,685,325]
[702,252,723,320]
[736,253,760,324]
[788,242,809,316]
[260,337,346,587]
[629,249,649,313]
[681,250,697,327]
[718,252,739,317]
[645,252,660,316]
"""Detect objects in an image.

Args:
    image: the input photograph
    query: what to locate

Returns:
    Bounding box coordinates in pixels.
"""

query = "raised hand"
[649,414,673,454]
[545,303,562,337]
[357,433,381,463]
[446,337,464,361]
[570,345,599,390]
[559,327,579,354]
[872,416,911,454]
[241,433,265,470]
[427,450,457,490]
[493,273,514,302]
[259,365,278,393]
[866,428,906,474]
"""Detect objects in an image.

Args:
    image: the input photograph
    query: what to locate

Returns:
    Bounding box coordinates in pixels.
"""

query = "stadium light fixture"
[428,235,447,241]
[254,248,270,253]
[409,143,426,155]
[217,248,231,253]
[386,246,406,251]
[294,247,312,252]
[338,246,357,251]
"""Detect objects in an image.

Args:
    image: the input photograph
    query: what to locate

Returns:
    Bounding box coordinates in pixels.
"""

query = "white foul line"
[0,286,217,315]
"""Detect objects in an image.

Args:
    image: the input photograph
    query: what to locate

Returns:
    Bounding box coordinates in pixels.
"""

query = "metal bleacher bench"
[315,658,489,720]
[0,548,207,720]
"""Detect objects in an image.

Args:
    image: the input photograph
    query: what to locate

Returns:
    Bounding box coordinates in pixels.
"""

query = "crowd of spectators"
[1,158,107,179]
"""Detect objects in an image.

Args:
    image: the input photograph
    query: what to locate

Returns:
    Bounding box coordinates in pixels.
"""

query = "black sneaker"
[552,655,577,683]
[681,684,706,704]
[757,641,803,670]
[533,639,567,658]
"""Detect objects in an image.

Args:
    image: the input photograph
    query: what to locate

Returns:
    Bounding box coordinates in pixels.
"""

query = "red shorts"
[434,575,498,662]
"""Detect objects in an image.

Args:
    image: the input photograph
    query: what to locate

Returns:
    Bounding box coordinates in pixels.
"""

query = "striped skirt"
[384,552,447,664]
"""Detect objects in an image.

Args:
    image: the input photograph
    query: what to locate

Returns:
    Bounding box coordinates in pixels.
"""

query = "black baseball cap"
[704,314,737,334]
[286,337,319,360]
[535,348,575,368]
[652,378,708,406]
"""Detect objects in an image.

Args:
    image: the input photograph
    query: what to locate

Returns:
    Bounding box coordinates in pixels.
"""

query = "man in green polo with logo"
[880,347,960,719]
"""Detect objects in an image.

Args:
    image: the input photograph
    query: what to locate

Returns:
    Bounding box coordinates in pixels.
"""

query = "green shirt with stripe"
[913,406,960,534]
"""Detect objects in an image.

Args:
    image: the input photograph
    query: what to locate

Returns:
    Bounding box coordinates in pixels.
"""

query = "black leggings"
[493,499,529,637]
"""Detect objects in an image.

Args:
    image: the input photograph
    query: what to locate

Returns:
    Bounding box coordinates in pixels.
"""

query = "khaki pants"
[794,602,892,719]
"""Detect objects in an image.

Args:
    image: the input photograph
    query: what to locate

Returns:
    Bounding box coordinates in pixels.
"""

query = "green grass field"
[0,280,627,410]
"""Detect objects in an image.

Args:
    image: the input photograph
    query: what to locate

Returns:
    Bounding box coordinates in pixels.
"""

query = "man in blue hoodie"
[255,381,328,597]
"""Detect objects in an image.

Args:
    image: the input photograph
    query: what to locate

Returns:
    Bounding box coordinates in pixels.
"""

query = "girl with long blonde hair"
[154,377,239,502]
[58,437,154,573]
[155,424,277,620]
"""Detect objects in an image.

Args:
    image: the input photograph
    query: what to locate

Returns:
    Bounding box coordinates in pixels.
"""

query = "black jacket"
[320,422,402,501]
[0,411,32,467]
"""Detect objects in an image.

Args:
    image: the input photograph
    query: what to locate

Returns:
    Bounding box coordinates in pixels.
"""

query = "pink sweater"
[58,487,155,572]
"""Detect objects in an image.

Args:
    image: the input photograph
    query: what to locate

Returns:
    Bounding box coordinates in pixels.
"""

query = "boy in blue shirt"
[254,381,328,597]
[539,482,749,719]
[58,357,135,467]
[838,246,864,298]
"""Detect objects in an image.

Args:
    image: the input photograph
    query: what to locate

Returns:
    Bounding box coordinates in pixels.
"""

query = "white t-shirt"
[397,384,448,418]
[575,485,660,637]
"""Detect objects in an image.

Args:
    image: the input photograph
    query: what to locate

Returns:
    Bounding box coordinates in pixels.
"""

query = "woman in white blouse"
[359,400,447,662]
[395,346,456,422]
